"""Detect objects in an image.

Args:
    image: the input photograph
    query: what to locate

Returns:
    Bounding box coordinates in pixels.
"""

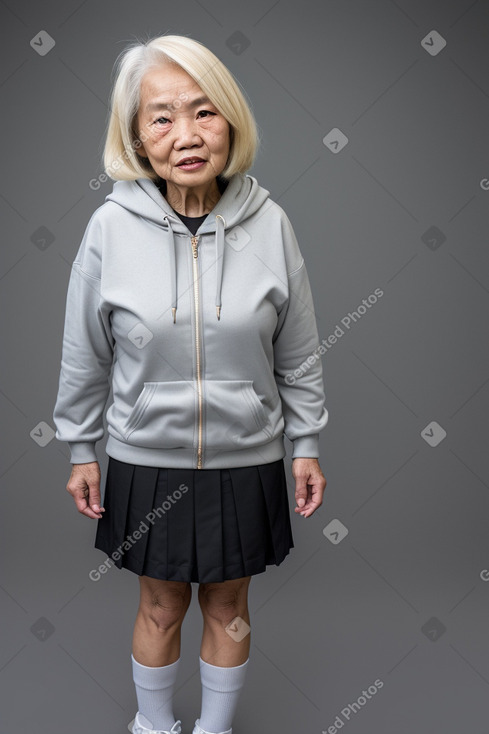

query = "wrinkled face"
[134,63,231,186]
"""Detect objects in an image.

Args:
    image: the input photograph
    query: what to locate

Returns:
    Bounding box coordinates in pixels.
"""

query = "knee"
[198,578,250,626]
[140,580,191,632]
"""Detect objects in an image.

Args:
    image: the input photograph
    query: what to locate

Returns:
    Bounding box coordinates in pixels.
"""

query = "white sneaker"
[132,711,182,734]
[192,719,232,734]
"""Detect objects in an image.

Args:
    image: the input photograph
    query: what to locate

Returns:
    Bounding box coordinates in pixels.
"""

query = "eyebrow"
[145,95,212,113]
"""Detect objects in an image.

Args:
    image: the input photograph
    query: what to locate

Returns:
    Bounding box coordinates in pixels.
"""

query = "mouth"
[176,157,206,171]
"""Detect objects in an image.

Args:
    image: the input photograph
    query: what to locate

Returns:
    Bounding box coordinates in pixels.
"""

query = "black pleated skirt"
[94,456,294,583]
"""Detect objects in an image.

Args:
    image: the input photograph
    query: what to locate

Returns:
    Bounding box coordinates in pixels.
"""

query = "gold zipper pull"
[191,235,199,258]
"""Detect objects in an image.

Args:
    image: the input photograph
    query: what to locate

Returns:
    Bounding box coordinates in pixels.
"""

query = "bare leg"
[198,576,251,666]
[132,576,192,666]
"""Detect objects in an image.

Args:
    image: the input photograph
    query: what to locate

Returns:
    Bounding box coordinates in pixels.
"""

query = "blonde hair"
[102,33,260,181]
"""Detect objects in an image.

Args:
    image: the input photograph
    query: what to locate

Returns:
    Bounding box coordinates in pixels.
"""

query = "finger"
[295,499,317,518]
[72,494,89,513]
[294,498,314,516]
[302,497,322,514]
[88,497,105,518]
[81,505,104,520]
[72,488,104,519]
[294,475,310,509]
[90,497,105,514]
[87,478,105,516]
[72,494,100,519]
[294,485,324,517]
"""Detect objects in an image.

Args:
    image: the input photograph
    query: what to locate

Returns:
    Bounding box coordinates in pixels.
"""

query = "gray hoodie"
[52,172,328,469]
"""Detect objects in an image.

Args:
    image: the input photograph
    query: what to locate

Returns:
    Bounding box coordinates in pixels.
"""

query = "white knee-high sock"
[131,653,180,731]
[198,656,249,733]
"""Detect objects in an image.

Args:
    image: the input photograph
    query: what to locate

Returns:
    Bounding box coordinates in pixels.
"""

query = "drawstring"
[163,215,178,323]
[215,214,225,320]
[163,213,226,323]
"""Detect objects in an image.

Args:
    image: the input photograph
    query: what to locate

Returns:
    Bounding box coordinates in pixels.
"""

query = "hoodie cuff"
[68,441,98,464]
[291,434,320,459]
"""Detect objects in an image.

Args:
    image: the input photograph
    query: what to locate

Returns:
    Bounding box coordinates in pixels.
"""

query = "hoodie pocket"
[122,381,196,448]
[120,380,271,450]
[203,380,272,450]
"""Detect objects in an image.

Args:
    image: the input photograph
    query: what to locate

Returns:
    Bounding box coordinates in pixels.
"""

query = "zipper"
[191,235,203,469]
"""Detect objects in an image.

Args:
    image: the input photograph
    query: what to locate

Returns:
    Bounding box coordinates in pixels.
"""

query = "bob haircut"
[102,34,260,181]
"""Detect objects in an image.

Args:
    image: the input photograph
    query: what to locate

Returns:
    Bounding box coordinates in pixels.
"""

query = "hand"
[66,462,105,519]
[292,457,326,518]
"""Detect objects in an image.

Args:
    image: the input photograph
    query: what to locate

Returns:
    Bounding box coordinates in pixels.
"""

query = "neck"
[165,178,221,217]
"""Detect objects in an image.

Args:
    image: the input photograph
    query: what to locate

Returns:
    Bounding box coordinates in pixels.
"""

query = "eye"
[154,116,170,126]
[197,110,216,118]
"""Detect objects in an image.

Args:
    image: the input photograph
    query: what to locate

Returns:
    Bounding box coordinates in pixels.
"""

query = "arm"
[273,261,329,457]
[272,217,328,516]
[52,214,114,465]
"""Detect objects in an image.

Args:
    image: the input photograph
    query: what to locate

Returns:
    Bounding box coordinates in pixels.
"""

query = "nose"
[172,115,201,149]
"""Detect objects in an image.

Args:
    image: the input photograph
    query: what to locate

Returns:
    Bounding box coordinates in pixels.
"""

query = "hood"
[104,172,271,322]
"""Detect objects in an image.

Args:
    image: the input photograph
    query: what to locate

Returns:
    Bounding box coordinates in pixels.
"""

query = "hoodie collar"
[160,209,226,322]
[105,172,270,323]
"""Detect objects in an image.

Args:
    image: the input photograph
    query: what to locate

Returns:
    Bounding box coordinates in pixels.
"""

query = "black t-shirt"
[156,174,229,236]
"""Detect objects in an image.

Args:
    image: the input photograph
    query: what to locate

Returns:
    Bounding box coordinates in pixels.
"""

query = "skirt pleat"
[124,464,161,574]
[94,457,294,583]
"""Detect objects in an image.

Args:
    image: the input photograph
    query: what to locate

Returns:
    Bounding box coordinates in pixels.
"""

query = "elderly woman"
[53,34,328,734]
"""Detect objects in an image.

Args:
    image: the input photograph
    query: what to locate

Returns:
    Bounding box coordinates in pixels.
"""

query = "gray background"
[1,0,489,732]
